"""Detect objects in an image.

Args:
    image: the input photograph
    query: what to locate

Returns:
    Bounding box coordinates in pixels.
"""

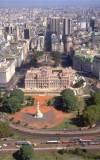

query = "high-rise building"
[24,29,30,39]
[63,19,72,36]
[90,17,96,31]
[47,17,61,35]
[45,30,52,52]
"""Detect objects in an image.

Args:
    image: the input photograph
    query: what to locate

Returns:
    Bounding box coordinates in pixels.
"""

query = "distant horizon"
[0,0,100,8]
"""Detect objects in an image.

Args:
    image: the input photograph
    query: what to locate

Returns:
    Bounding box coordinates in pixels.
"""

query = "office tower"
[45,30,52,52]
[63,19,72,36]
[47,17,61,35]
[24,29,30,39]
[90,17,96,31]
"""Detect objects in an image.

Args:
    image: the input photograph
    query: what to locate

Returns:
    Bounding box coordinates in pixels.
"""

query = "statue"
[34,100,43,119]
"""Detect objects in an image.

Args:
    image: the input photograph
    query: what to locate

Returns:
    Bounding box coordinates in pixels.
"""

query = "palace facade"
[25,67,76,92]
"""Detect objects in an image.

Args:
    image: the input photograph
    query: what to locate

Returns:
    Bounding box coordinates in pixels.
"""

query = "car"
[0,145,2,149]
[16,145,20,148]
[33,143,37,147]
[3,144,8,147]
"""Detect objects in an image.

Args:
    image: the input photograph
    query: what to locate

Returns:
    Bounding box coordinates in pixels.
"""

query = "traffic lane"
[13,128,100,139]
[0,145,100,153]
[0,140,100,150]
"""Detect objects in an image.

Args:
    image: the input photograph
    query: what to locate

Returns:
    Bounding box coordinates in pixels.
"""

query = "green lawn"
[34,152,88,160]
[0,152,94,160]
[0,154,14,160]
[54,119,79,130]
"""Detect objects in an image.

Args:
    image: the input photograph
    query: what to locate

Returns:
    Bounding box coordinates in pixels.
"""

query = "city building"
[73,47,100,78]
[93,55,100,80]
[0,58,15,87]
[63,19,72,36]
[47,17,61,35]
[25,67,76,92]
[24,29,30,39]
[37,35,45,51]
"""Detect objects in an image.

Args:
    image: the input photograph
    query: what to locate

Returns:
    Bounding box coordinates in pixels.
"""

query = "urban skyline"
[0,2,100,159]
[0,0,100,7]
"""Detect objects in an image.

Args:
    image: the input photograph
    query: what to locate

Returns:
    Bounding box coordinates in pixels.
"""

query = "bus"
[16,141,32,145]
[46,140,61,144]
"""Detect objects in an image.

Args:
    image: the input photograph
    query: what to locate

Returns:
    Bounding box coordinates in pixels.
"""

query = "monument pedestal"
[34,101,43,119]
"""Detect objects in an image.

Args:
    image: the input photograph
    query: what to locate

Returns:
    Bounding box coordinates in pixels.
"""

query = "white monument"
[35,101,43,118]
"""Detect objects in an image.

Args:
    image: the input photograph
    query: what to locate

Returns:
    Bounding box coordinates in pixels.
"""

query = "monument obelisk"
[35,100,43,118]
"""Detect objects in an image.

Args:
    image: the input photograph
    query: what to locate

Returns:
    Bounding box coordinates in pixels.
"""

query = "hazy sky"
[0,0,100,7]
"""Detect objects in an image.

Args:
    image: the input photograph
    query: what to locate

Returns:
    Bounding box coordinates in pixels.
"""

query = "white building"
[0,59,15,85]
[37,35,45,51]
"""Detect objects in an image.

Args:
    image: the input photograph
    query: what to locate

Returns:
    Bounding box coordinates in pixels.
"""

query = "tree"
[47,98,54,106]
[0,89,2,103]
[31,57,38,68]
[3,97,21,113]
[19,144,34,160]
[10,89,24,104]
[25,96,34,106]
[60,89,77,112]
[0,122,12,138]
[76,96,85,116]
[51,52,61,67]
[83,105,99,127]
[94,91,100,106]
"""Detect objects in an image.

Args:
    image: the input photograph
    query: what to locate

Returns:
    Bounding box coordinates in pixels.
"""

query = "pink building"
[25,67,76,92]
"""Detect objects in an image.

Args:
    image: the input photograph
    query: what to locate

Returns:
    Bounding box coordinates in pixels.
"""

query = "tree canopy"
[83,105,100,127]
[51,52,61,67]
[60,89,77,112]
[31,57,38,68]
[76,96,85,114]
[19,144,34,160]
[3,97,21,113]
[10,89,24,104]
[0,122,12,138]
[94,91,100,106]
[2,89,24,114]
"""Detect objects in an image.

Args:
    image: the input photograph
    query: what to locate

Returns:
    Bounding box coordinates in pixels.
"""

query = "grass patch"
[0,151,98,160]
[0,154,14,160]
[54,119,79,130]
[34,151,90,160]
